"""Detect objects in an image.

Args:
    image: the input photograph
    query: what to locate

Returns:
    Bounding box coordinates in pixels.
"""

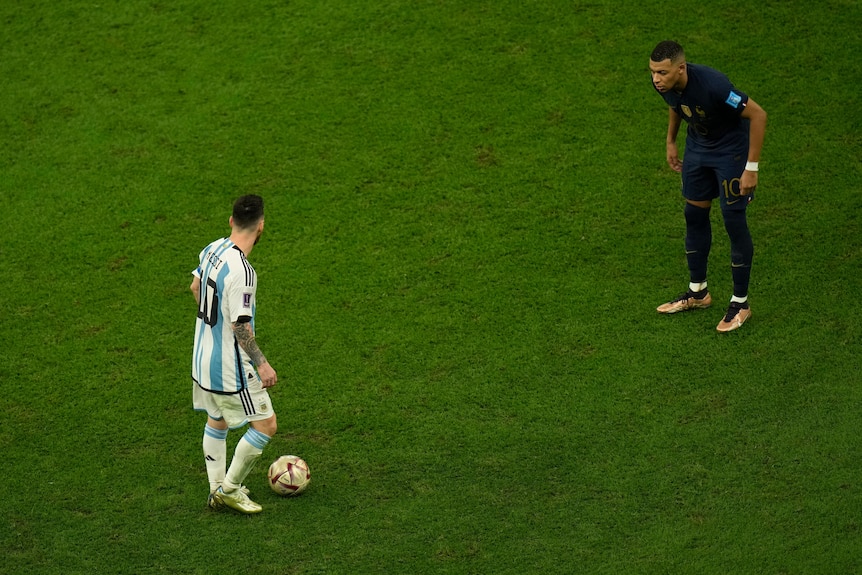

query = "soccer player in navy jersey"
[191,194,278,513]
[650,40,767,332]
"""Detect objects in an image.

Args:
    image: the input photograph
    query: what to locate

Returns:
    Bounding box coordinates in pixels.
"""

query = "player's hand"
[740,170,758,196]
[666,143,683,172]
[257,362,278,388]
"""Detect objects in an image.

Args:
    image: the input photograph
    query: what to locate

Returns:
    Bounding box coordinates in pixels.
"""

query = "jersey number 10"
[198,278,219,327]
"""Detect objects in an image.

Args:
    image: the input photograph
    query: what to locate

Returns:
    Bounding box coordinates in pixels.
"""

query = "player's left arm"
[740,98,767,195]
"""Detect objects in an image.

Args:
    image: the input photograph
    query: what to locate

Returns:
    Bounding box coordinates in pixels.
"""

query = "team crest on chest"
[681,104,692,117]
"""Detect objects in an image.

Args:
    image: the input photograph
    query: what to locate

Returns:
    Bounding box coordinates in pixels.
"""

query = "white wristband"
[745,161,759,172]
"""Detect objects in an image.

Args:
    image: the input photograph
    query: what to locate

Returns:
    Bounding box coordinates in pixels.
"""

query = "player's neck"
[229,232,256,256]
[675,63,689,92]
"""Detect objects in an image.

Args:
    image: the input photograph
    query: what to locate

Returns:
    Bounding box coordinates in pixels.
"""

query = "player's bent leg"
[219,424,273,513]
[225,427,271,488]
[214,415,277,512]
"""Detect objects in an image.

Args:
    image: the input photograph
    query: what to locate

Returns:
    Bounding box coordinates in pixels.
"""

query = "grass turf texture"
[2,1,861,573]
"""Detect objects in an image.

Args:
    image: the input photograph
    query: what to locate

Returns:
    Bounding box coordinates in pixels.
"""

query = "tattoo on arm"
[232,322,268,366]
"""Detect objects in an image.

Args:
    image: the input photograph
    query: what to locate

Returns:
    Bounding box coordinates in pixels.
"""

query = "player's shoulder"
[199,237,228,256]
[223,243,250,264]
[223,244,256,283]
[688,63,732,86]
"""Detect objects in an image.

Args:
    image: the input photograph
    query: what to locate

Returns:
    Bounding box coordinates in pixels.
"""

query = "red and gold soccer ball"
[268,455,311,496]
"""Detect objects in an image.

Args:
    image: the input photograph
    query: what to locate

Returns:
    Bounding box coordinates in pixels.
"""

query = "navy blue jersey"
[656,63,749,155]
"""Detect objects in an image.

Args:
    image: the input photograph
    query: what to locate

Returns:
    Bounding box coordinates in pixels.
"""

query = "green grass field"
[2,1,861,573]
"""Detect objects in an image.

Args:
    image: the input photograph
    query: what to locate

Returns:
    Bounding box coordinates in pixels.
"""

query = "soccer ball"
[267,455,311,496]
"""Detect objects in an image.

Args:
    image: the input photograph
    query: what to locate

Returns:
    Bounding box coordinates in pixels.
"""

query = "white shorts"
[193,373,274,429]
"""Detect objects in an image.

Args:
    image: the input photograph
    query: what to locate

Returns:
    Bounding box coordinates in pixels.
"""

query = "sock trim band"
[204,425,228,441]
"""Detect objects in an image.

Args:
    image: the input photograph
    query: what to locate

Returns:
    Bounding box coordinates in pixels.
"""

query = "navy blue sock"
[722,209,754,298]
[684,203,711,285]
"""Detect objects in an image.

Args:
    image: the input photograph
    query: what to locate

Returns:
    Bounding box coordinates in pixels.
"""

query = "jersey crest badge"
[681,104,692,117]
[725,91,742,108]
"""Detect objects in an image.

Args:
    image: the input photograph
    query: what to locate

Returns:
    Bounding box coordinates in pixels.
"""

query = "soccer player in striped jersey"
[191,194,278,514]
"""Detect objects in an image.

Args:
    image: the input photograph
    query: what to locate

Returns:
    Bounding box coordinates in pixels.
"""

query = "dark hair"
[232,195,265,230]
[651,40,685,63]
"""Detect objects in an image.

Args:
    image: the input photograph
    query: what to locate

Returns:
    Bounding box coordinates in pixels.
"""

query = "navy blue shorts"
[682,151,752,211]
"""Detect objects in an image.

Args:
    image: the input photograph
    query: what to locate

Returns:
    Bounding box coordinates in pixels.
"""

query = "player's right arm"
[739,97,767,195]
[190,274,201,306]
[666,108,683,172]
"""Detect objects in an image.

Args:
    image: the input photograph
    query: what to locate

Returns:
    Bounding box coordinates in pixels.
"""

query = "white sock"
[731,295,748,304]
[223,428,271,492]
[689,281,707,292]
[203,424,228,493]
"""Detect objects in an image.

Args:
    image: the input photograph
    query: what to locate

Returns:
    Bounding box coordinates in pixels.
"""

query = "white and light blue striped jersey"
[191,238,258,394]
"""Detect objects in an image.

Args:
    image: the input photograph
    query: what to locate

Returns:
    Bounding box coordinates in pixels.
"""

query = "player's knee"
[684,202,710,226]
[207,416,228,431]
[252,414,277,438]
